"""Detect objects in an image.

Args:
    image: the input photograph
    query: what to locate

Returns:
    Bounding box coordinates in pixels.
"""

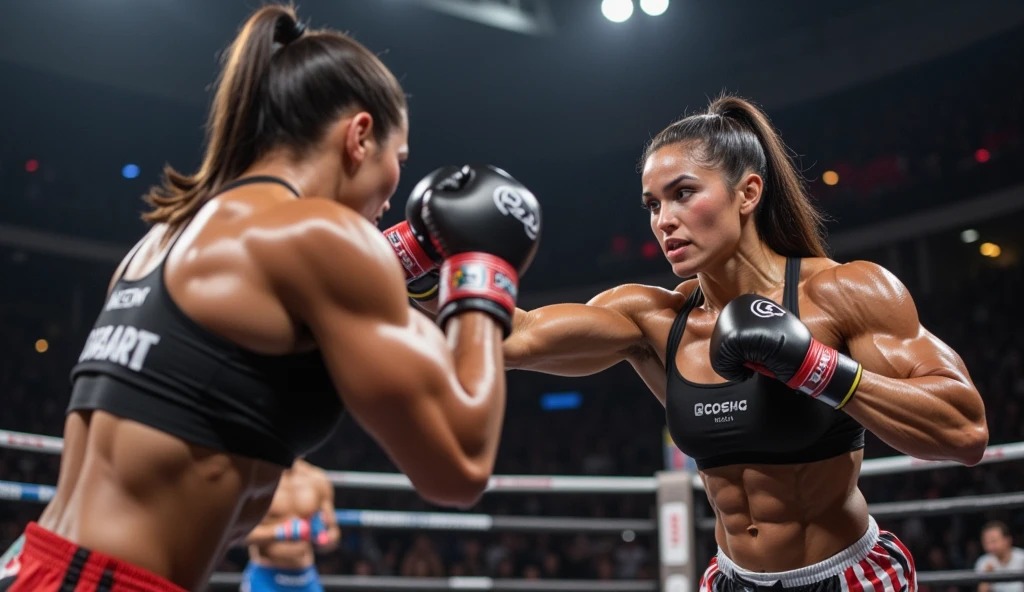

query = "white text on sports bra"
[105,287,152,311]
[78,325,161,371]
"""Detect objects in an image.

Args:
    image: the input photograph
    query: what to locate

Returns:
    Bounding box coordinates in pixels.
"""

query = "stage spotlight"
[640,0,669,16]
[602,0,634,23]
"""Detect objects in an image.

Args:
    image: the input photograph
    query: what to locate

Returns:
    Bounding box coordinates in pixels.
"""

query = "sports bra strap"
[665,286,704,381]
[220,175,301,198]
[783,257,801,315]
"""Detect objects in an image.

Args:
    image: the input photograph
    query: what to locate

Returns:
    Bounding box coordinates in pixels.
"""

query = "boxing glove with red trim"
[416,165,541,336]
[274,518,314,542]
[382,170,449,300]
[709,294,863,409]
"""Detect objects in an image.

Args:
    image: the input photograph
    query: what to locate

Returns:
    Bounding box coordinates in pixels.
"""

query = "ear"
[326,111,376,170]
[737,172,763,215]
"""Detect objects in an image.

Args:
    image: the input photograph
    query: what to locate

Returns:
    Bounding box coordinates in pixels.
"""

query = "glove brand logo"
[386,231,418,276]
[750,299,786,319]
[451,264,486,289]
[494,272,518,300]
[693,400,747,417]
[493,185,540,240]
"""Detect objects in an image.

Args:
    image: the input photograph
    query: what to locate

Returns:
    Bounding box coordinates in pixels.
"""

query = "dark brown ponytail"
[642,94,827,258]
[143,3,406,231]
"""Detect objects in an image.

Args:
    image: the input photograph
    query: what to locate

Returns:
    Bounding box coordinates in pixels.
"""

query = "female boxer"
[501,95,987,590]
[3,5,540,592]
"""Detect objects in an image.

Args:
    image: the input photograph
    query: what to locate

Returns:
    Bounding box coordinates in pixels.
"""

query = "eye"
[642,199,659,213]
[676,187,694,200]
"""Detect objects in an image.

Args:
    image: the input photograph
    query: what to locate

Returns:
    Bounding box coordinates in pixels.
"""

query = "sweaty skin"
[505,257,987,571]
[38,177,508,590]
[246,460,340,569]
[503,139,986,572]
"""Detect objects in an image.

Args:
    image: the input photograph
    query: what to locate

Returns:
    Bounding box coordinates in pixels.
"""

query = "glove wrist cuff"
[786,339,862,409]
[437,253,518,336]
[384,221,438,280]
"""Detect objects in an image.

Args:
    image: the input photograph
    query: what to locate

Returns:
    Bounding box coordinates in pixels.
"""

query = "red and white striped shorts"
[699,517,917,591]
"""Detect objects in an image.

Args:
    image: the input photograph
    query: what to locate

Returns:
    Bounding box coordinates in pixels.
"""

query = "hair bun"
[275,16,306,45]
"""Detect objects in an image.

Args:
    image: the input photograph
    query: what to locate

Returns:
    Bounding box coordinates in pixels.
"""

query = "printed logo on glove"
[711,294,863,409]
[493,185,540,240]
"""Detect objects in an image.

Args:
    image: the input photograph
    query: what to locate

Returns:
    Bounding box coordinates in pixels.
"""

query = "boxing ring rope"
[3,429,1024,590]
[7,427,1024,491]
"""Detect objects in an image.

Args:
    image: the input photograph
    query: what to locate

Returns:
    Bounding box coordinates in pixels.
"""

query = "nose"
[382,200,392,214]
[655,205,679,236]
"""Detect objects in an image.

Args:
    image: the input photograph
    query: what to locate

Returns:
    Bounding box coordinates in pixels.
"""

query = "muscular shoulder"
[247,199,407,319]
[804,259,915,334]
[587,281,689,322]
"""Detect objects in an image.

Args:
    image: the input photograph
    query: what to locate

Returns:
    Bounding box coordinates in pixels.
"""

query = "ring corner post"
[656,470,696,592]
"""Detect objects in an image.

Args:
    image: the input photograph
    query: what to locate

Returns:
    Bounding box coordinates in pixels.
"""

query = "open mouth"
[664,237,691,253]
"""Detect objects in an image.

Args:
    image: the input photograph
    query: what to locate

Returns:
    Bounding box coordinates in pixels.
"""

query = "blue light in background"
[541,391,582,411]
[122,164,140,179]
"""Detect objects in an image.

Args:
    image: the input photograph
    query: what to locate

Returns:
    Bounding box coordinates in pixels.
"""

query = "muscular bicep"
[309,288,486,494]
[265,206,489,501]
[833,262,972,384]
[504,285,650,376]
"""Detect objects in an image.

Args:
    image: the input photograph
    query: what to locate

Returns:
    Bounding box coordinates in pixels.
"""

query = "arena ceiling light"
[602,0,634,23]
[413,0,555,35]
[639,0,669,17]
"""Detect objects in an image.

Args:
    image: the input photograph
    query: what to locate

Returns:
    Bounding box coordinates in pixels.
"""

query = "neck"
[242,150,340,199]
[697,236,786,312]
[997,549,1012,563]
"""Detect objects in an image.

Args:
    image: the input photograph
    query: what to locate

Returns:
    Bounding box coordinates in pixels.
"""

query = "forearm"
[842,371,987,464]
[505,306,636,375]
[446,311,506,463]
[245,523,281,546]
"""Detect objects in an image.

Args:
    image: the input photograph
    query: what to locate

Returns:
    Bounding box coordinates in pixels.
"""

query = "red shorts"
[0,522,187,592]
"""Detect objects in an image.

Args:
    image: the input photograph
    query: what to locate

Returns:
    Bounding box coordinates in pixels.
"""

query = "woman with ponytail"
[2,4,542,591]
[503,95,986,590]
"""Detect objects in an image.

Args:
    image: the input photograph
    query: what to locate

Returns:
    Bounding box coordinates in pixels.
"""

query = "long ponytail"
[143,3,406,232]
[144,5,301,230]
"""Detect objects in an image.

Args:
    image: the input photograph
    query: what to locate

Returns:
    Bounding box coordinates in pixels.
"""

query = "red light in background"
[610,235,629,255]
[975,149,990,163]
[25,159,39,173]
[641,241,660,259]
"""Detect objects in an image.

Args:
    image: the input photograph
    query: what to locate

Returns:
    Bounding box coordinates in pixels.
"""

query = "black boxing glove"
[710,294,863,409]
[382,170,449,299]
[417,165,541,336]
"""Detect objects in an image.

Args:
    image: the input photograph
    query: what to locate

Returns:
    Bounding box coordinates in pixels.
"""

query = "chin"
[668,256,703,278]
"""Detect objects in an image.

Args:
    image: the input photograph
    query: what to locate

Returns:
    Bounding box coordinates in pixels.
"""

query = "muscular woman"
[2,5,540,592]
[243,459,339,592]
[500,96,987,590]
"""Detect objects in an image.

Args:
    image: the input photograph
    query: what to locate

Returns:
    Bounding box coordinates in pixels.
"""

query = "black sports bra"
[664,258,864,470]
[68,176,344,467]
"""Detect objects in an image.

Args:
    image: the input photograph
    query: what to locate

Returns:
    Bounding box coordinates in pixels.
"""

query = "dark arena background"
[1,1,1023,590]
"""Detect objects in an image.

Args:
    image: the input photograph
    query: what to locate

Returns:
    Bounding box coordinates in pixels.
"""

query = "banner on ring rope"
[0,481,54,503]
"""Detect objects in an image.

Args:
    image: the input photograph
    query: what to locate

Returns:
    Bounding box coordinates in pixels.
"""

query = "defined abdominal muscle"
[701,452,869,571]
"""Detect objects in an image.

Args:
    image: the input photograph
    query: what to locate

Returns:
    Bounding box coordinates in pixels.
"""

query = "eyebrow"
[641,173,698,199]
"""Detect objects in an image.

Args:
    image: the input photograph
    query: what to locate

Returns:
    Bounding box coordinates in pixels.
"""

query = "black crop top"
[68,176,344,467]
[664,257,864,470]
